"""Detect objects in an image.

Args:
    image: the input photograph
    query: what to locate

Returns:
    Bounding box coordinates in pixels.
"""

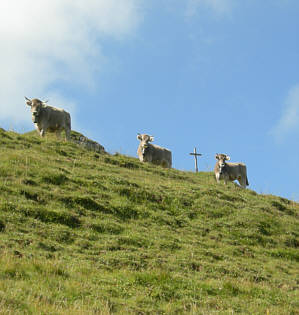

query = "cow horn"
[43,99,49,104]
[25,96,32,106]
[137,133,142,141]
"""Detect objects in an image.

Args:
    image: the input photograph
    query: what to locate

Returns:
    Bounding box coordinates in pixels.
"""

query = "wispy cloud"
[270,84,299,141]
[185,0,235,17]
[0,0,143,127]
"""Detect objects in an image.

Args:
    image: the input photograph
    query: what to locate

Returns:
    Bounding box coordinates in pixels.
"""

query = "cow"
[137,133,172,168]
[214,153,249,188]
[25,97,71,141]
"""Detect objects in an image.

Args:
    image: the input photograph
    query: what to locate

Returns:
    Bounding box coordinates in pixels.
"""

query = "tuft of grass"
[23,207,81,228]
[0,220,5,231]
[41,173,68,185]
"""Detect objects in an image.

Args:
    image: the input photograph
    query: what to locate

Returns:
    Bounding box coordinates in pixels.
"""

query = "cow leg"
[65,129,70,141]
[36,128,41,136]
[35,124,42,136]
[223,175,229,185]
[215,173,221,183]
[165,159,171,168]
[161,160,168,168]
[40,129,45,137]
[56,130,61,140]
[238,177,246,189]
[34,124,40,132]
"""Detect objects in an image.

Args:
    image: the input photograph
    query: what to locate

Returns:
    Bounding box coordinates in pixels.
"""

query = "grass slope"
[0,129,298,314]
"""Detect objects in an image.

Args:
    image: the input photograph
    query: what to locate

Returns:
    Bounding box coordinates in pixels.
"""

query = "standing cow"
[25,97,71,140]
[137,133,172,168]
[214,153,249,188]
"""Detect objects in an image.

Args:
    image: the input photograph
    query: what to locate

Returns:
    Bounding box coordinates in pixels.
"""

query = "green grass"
[0,128,298,314]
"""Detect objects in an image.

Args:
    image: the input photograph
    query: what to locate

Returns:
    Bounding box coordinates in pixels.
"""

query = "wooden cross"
[189,147,202,173]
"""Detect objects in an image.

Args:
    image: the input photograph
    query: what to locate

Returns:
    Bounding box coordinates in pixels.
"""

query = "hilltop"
[0,128,298,314]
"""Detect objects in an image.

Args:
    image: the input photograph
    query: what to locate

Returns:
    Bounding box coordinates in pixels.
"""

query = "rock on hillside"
[70,130,106,154]
[21,128,107,154]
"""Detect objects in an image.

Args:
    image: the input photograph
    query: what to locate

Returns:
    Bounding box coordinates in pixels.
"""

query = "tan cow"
[25,97,71,140]
[214,153,249,188]
[137,134,172,168]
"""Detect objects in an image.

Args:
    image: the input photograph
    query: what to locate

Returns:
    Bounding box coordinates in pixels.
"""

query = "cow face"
[137,133,154,155]
[215,153,230,174]
[25,98,43,123]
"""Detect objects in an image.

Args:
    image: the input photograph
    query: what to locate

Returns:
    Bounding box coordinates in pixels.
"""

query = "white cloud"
[0,0,143,127]
[271,84,299,141]
[185,0,235,17]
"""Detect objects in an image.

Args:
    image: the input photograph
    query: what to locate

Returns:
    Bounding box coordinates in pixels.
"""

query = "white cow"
[25,97,71,140]
[137,134,172,168]
[214,153,249,188]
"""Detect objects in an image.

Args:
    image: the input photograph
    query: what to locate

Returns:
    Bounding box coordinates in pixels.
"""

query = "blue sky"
[0,0,298,200]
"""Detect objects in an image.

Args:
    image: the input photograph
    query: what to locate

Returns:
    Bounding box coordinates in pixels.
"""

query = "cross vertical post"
[189,147,202,173]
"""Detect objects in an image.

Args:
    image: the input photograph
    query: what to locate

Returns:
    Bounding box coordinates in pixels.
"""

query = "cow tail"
[67,113,71,131]
[246,176,249,186]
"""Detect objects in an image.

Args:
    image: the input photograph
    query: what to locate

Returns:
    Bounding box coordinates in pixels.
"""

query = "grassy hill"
[0,128,298,314]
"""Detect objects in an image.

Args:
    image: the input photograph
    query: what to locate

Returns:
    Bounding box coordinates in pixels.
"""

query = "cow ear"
[149,136,154,142]
[215,154,219,160]
[226,156,231,161]
[137,134,142,141]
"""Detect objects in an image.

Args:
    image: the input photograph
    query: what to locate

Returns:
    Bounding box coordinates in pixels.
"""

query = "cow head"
[25,97,47,123]
[137,133,154,155]
[215,153,230,174]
